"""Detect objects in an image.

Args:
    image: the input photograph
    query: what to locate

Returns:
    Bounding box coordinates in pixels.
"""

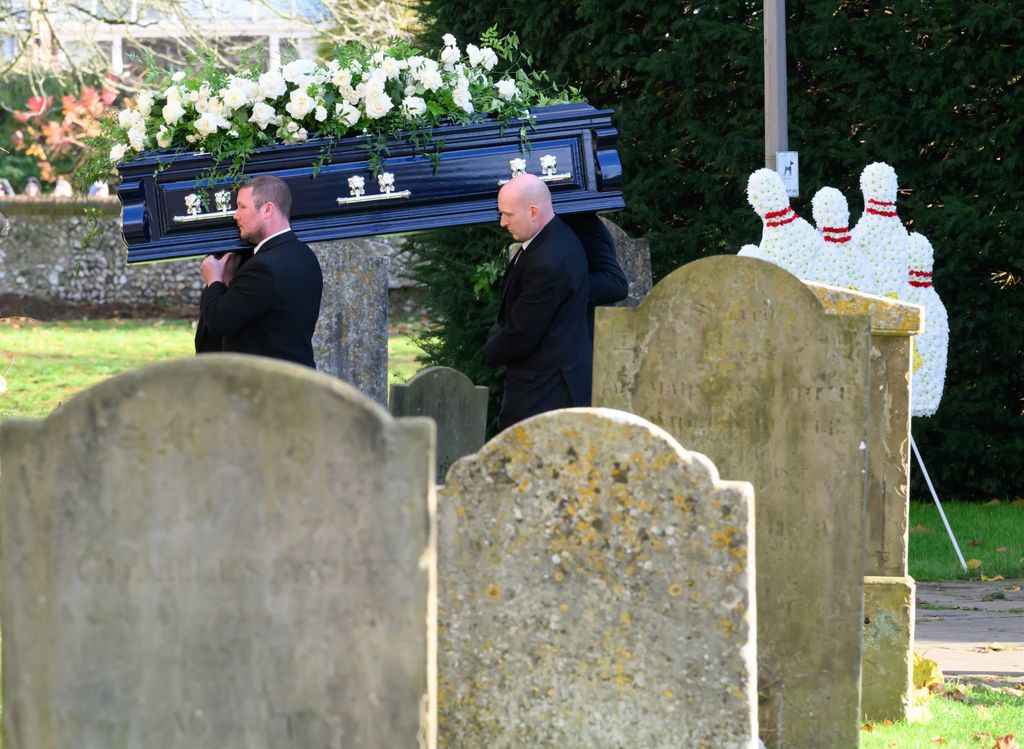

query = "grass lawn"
[910,499,1024,582]
[0,318,427,419]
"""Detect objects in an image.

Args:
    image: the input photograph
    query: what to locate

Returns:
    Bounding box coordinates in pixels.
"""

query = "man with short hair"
[483,173,591,431]
[197,175,323,367]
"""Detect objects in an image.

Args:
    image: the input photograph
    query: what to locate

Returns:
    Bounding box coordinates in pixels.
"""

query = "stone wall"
[0,197,414,313]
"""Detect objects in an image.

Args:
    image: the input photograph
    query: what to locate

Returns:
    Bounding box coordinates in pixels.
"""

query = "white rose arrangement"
[84,27,580,190]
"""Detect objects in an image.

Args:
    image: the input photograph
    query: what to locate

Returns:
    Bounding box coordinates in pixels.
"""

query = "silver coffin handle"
[336,190,412,206]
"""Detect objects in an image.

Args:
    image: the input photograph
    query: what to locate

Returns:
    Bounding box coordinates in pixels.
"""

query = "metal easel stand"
[910,433,968,573]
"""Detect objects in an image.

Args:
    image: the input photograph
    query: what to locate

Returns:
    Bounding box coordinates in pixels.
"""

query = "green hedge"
[411,1,1023,500]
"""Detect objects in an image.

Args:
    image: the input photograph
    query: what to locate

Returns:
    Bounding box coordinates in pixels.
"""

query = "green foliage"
[416,0,1024,498]
[405,224,508,433]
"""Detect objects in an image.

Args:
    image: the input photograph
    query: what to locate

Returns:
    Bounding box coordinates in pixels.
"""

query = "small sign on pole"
[775,151,799,197]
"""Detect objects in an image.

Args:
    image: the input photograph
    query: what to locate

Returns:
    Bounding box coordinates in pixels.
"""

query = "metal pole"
[910,434,968,573]
[764,0,788,170]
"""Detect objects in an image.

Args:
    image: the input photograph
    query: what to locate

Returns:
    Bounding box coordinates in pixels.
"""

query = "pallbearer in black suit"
[197,175,323,367]
[561,212,629,341]
[484,174,592,431]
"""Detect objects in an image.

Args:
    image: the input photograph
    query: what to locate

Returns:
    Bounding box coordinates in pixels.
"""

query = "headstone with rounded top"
[593,255,872,749]
[437,408,757,749]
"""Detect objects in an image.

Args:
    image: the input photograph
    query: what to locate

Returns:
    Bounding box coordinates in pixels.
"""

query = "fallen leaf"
[988,642,1007,651]
[981,574,1006,581]
[968,559,984,570]
[972,647,994,654]
[996,547,1009,553]
[911,524,935,533]
[883,719,893,726]
[1013,498,1024,506]
[994,735,1019,749]
[986,499,1003,506]
[914,653,944,690]
[1007,586,1022,592]
[943,687,976,703]
[970,539,984,547]
[863,723,875,732]
[973,733,993,742]
[955,684,969,695]
[931,737,946,744]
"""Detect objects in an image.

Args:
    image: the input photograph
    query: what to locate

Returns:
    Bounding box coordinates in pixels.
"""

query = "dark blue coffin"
[117,102,624,264]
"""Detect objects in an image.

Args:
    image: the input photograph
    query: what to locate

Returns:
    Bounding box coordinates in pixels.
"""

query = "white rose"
[118,108,138,129]
[496,78,519,101]
[221,86,249,111]
[194,112,221,138]
[171,71,186,82]
[466,44,483,67]
[370,51,386,65]
[479,47,498,71]
[248,101,279,130]
[257,70,287,100]
[109,143,128,161]
[156,125,172,148]
[440,45,460,67]
[293,127,308,142]
[163,85,181,103]
[364,90,394,119]
[406,55,429,73]
[336,102,360,127]
[442,33,457,47]
[285,89,315,119]
[205,97,225,117]
[282,58,316,84]
[381,56,401,80]
[162,99,185,125]
[315,105,327,122]
[332,68,352,90]
[365,68,388,91]
[419,68,443,92]
[136,91,154,117]
[229,75,259,101]
[128,123,148,151]
[401,96,426,118]
[452,86,473,114]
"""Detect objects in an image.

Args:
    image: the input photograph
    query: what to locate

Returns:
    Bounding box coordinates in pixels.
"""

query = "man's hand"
[200,252,239,286]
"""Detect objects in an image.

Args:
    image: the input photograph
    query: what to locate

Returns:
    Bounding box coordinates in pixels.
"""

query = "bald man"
[483,174,592,431]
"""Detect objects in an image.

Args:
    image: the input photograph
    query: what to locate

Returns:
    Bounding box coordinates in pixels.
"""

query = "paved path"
[915,580,1024,676]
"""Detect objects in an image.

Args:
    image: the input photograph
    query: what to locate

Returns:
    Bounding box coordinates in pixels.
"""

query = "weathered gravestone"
[0,355,436,749]
[390,366,489,482]
[437,408,757,749]
[312,239,389,405]
[806,282,923,722]
[593,256,872,749]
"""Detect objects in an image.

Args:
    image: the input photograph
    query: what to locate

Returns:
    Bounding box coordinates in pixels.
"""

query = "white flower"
[441,45,460,67]
[442,33,457,47]
[332,68,352,90]
[118,108,142,130]
[401,96,426,118]
[257,70,288,100]
[365,68,388,91]
[221,85,249,111]
[364,90,394,119]
[229,75,260,101]
[163,85,182,104]
[162,99,186,125]
[127,123,148,151]
[194,112,223,138]
[466,44,483,67]
[205,97,226,118]
[171,71,186,82]
[418,68,443,92]
[336,102,360,126]
[480,47,498,70]
[248,101,279,130]
[109,143,128,161]
[156,125,172,148]
[496,79,519,101]
[381,56,402,80]
[315,105,327,122]
[285,89,315,119]
[282,58,316,84]
[452,86,473,114]
[135,91,154,117]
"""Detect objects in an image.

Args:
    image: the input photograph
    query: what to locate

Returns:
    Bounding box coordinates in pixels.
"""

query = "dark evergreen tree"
[409,1,1024,499]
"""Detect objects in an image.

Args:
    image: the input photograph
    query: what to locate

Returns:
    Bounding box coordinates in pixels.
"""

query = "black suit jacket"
[483,216,591,431]
[197,230,323,367]
[561,212,629,340]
